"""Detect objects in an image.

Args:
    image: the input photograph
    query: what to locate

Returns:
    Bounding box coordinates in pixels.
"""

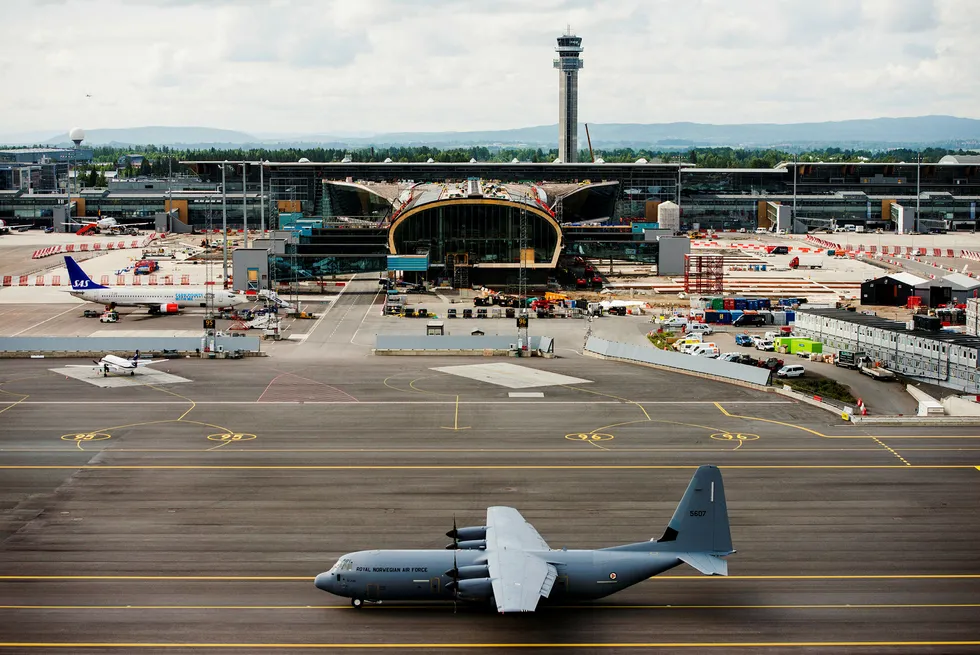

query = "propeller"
[451,548,458,614]
[445,513,459,550]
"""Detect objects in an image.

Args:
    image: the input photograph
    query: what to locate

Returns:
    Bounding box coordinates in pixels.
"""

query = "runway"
[1,343,979,651]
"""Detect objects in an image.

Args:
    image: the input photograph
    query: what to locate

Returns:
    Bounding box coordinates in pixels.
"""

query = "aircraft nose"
[314,572,334,592]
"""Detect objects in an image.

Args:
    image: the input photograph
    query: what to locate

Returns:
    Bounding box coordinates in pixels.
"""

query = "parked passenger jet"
[64,216,152,234]
[0,219,31,234]
[64,255,247,314]
[315,465,734,611]
[94,350,162,377]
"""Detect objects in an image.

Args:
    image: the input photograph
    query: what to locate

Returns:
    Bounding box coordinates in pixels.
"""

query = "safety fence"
[584,337,772,386]
[375,334,552,355]
[31,233,165,259]
[0,335,261,355]
[1,273,199,287]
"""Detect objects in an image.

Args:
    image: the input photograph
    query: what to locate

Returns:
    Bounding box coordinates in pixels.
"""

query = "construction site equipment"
[684,254,724,295]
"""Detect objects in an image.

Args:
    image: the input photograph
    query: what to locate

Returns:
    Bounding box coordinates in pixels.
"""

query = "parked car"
[82,309,101,318]
[717,352,741,362]
[777,365,805,378]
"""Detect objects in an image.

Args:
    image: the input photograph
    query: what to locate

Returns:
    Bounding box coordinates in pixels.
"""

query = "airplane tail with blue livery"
[65,255,108,290]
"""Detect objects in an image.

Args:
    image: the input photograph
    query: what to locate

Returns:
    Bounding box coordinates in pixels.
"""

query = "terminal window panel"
[393,204,558,265]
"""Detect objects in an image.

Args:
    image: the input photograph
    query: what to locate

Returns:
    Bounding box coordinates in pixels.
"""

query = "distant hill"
[6,116,979,149]
[41,126,259,147]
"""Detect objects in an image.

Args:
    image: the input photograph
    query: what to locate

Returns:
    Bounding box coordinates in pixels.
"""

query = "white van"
[687,323,714,336]
[684,341,716,354]
[673,335,703,352]
[776,364,805,378]
[660,316,688,328]
[689,344,720,357]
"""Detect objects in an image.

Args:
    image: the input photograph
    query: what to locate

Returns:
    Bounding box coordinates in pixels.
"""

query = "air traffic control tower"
[553,30,584,163]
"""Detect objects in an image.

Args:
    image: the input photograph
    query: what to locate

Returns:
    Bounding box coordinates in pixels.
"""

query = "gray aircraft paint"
[315,465,734,611]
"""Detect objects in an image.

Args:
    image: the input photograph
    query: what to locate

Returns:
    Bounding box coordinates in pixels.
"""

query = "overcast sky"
[1,0,977,137]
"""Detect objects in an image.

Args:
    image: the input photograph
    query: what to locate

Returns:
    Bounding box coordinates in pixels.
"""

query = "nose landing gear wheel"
[351,598,363,609]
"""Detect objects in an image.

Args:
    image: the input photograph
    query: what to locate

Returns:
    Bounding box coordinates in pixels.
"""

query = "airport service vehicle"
[776,364,805,378]
[82,309,101,318]
[837,352,896,381]
[687,323,713,336]
[689,344,719,357]
[788,255,823,269]
[733,313,767,328]
[755,339,775,352]
[673,336,703,352]
[681,340,711,354]
[765,245,789,255]
[134,259,159,275]
[314,465,734,612]
[659,316,688,328]
[734,334,755,347]
[64,255,246,314]
[99,311,119,323]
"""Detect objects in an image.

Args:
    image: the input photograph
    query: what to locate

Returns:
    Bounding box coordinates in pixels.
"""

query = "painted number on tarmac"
[709,432,760,442]
[565,433,614,442]
[206,433,257,443]
[61,432,111,442]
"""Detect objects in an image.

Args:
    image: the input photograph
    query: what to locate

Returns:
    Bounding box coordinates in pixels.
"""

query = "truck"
[134,259,159,275]
[836,350,895,381]
[788,255,823,269]
[857,355,895,381]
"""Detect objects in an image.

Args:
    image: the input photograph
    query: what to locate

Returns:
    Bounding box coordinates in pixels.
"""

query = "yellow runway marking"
[1,640,979,649]
[873,436,911,466]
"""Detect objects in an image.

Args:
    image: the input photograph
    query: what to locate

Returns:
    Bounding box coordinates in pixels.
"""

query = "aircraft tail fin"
[132,350,140,363]
[656,465,733,557]
[64,256,107,290]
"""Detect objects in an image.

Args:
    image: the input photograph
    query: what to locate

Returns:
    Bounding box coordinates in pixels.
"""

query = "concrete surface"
[0,273,978,652]
[1,329,979,651]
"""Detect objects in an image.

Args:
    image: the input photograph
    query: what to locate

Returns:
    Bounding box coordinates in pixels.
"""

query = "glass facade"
[391,202,559,266]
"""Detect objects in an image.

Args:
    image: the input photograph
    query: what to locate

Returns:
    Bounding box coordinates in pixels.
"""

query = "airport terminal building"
[2,158,979,283]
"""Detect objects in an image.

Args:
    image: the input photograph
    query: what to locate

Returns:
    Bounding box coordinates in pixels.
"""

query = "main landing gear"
[351,598,363,609]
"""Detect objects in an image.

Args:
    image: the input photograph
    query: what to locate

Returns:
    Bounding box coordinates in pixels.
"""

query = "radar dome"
[635,158,648,164]
[511,158,519,164]
[426,157,435,163]
[469,158,477,164]
[594,158,605,164]
[383,157,393,163]
[553,158,561,164]
[69,127,85,144]
[298,157,311,163]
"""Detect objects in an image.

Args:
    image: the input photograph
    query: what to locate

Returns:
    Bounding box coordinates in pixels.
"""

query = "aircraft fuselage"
[315,548,682,605]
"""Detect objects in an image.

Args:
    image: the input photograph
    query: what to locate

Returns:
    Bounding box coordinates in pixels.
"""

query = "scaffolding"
[684,254,724,294]
[446,252,471,290]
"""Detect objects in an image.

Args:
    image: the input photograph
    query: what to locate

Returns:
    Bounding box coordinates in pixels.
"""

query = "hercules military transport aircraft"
[315,465,734,612]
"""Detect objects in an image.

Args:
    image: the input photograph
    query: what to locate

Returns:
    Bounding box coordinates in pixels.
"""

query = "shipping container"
[723,298,735,310]
[712,298,724,310]
[734,298,747,310]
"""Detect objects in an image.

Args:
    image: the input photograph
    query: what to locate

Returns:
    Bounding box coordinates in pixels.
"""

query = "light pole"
[916,152,921,234]
[68,127,85,227]
[242,161,248,249]
[259,160,265,235]
[222,161,228,286]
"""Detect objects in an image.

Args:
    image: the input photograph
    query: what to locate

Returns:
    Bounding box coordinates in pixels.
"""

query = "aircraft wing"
[485,506,557,613]
[134,359,163,367]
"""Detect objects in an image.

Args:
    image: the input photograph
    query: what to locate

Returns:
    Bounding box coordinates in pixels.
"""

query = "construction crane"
[585,123,595,163]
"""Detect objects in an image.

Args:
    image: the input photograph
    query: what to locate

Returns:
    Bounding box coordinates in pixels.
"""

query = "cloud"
[0,0,977,135]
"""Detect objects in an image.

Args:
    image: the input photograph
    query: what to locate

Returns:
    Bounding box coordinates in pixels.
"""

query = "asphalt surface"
[0,276,979,653]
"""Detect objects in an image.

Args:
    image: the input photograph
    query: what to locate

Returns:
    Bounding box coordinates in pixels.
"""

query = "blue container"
[704,311,720,324]
[746,299,757,311]
[734,298,747,310]
[785,311,796,323]
[730,310,743,320]
[716,311,732,325]
[761,298,771,309]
